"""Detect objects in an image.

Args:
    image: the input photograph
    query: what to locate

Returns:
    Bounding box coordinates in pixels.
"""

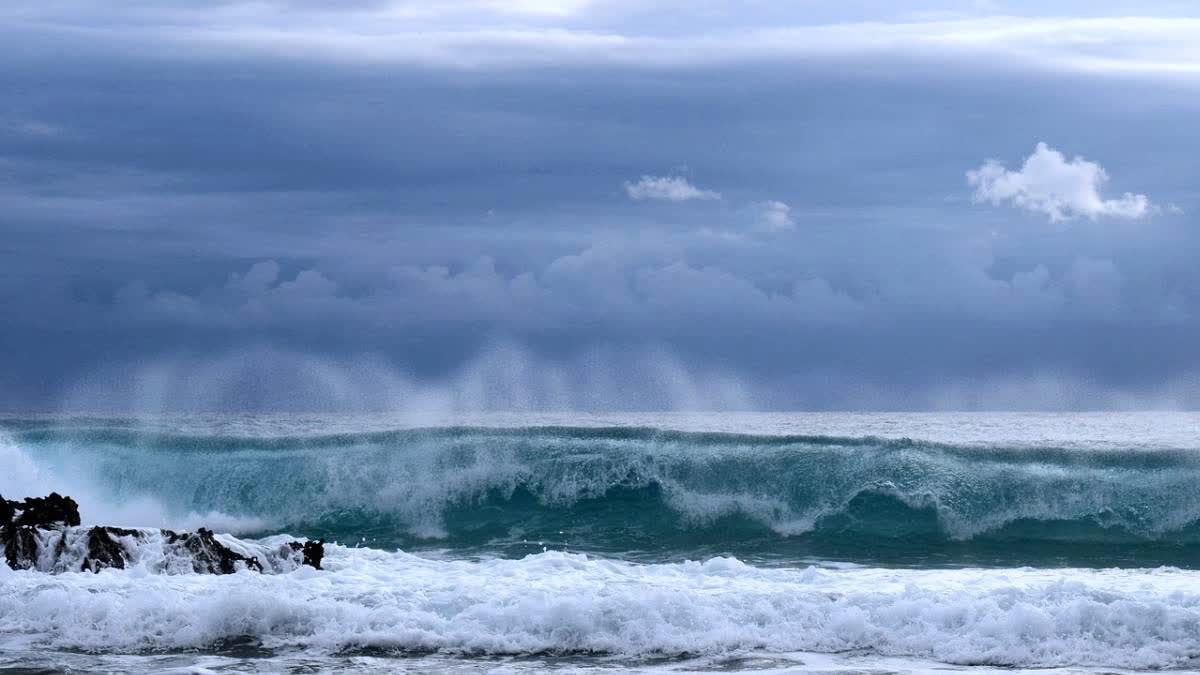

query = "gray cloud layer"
[1,2,1198,410]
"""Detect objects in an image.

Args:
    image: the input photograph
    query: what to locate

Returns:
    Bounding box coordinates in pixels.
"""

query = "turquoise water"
[7,414,1200,567]
[5,412,1200,672]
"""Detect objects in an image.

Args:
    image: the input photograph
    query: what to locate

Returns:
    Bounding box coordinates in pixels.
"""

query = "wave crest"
[9,423,1200,564]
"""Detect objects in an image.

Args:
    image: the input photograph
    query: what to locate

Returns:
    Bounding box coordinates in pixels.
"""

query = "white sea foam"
[2,547,1200,670]
[12,527,308,575]
[0,431,270,534]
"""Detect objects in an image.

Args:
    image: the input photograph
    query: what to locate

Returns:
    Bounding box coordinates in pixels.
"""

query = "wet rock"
[2,494,324,575]
[82,526,140,572]
[3,526,38,571]
[2,493,74,570]
[303,539,325,570]
[290,538,326,570]
[1,492,81,527]
[166,527,264,574]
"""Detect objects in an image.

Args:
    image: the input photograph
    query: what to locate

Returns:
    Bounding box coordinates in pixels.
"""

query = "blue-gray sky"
[2,1,1199,411]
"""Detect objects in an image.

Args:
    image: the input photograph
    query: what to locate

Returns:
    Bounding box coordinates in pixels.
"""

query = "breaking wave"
[7,421,1200,566]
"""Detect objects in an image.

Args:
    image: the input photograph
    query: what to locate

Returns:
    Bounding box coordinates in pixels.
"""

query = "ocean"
[3,412,1200,673]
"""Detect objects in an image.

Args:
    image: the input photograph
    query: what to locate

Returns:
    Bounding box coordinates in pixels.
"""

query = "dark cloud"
[1,4,1199,410]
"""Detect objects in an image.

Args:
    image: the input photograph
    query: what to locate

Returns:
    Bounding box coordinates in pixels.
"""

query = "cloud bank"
[1,1,1199,411]
[7,5,1200,74]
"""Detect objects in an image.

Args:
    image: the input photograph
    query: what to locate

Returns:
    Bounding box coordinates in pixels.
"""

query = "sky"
[1,1,1199,411]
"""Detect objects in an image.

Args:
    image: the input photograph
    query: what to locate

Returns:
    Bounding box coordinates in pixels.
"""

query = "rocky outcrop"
[1,492,81,527]
[3,525,37,571]
[2,493,323,575]
[298,538,325,569]
[82,526,139,572]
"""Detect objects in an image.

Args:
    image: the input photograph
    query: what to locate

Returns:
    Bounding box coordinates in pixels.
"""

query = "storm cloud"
[1,1,1198,410]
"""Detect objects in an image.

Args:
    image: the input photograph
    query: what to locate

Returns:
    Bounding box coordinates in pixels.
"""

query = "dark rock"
[166,527,264,574]
[2,494,323,575]
[290,539,325,570]
[3,526,38,571]
[303,539,325,570]
[83,526,140,572]
[1,492,80,527]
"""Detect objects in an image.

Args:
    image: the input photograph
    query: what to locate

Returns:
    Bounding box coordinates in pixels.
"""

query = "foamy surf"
[2,546,1200,671]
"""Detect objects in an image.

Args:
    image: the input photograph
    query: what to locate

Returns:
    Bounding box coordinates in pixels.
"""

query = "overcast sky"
[1,1,1198,411]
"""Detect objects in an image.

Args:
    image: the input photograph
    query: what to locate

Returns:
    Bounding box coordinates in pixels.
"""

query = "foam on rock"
[1,493,322,575]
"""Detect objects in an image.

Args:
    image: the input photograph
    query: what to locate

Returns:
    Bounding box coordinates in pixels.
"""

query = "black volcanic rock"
[3,492,82,571]
[2,494,324,575]
[165,527,265,574]
[290,538,325,570]
[1,492,81,527]
[303,539,325,570]
[82,526,140,572]
[3,525,38,571]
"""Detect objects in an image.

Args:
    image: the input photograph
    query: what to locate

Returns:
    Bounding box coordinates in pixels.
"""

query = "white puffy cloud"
[967,142,1153,222]
[623,175,720,202]
[751,200,795,232]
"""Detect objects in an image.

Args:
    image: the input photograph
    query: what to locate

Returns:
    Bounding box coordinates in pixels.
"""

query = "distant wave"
[8,423,1200,565]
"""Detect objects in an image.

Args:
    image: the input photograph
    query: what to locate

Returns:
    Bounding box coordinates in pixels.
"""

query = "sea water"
[3,412,1200,673]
